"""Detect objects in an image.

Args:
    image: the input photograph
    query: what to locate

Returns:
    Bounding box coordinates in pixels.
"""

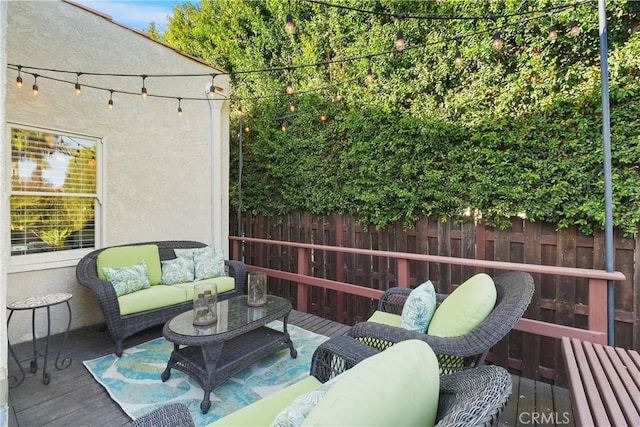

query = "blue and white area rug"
[83,321,328,425]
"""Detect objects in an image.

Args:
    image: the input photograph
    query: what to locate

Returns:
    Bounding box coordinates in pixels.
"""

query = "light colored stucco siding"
[4,1,230,344]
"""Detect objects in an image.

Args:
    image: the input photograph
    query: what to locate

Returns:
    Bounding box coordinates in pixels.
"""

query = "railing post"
[588,278,609,344]
[397,259,410,288]
[297,247,310,312]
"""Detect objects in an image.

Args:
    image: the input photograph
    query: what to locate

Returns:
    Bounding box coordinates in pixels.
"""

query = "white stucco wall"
[4,1,230,344]
[1,1,10,423]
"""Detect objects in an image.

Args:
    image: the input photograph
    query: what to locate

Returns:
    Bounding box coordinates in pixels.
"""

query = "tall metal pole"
[237,117,244,238]
[598,0,615,346]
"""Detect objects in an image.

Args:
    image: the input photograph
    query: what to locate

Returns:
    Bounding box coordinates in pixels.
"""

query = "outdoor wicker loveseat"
[129,336,513,427]
[76,240,246,356]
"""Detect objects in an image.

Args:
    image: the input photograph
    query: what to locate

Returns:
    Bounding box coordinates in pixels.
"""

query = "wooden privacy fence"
[229,213,637,384]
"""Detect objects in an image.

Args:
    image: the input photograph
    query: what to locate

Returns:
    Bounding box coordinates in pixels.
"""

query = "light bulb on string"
[209,74,217,99]
[141,75,148,100]
[107,91,114,110]
[548,22,558,41]
[281,123,287,132]
[365,56,374,84]
[490,15,503,51]
[177,98,183,117]
[289,102,296,112]
[570,19,580,37]
[395,30,405,51]
[454,48,463,67]
[335,91,342,102]
[285,0,294,34]
[492,31,503,51]
[286,13,295,34]
[320,113,327,122]
[286,80,294,95]
[454,37,463,68]
[75,73,82,96]
[32,75,39,96]
[16,66,23,89]
[244,125,250,133]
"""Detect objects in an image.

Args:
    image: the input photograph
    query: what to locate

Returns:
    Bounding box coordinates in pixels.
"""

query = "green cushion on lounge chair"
[207,376,321,426]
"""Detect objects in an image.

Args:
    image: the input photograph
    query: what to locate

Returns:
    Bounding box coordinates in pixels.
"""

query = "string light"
[244,125,250,133]
[286,80,294,95]
[107,90,114,109]
[32,74,39,96]
[74,73,82,96]
[454,37,463,68]
[285,0,295,34]
[289,102,296,112]
[492,31,503,50]
[320,113,327,122]
[16,66,23,88]
[209,73,217,99]
[141,75,148,100]
[548,15,558,41]
[395,30,405,51]
[570,19,580,37]
[281,122,288,132]
[177,97,183,117]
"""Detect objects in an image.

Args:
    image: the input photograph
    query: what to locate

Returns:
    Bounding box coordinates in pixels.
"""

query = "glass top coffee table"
[161,294,297,414]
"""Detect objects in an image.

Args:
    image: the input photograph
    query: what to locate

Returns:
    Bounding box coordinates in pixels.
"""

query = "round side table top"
[7,293,73,310]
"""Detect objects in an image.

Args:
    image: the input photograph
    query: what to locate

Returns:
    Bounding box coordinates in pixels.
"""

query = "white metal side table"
[6,292,73,387]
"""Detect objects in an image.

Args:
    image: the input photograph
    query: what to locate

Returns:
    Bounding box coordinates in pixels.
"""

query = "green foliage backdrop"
[161,0,640,235]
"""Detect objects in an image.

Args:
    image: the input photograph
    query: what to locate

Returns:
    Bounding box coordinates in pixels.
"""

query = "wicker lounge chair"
[127,337,512,426]
[76,240,246,356]
[348,271,534,373]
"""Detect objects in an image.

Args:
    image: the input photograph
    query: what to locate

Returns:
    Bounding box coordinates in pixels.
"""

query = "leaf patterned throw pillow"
[161,256,195,285]
[401,280,437,333]
[102,260,151,297]
[192,246,226,280]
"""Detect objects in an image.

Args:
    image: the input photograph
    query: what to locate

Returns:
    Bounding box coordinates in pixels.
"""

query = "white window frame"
[7,123,104,273]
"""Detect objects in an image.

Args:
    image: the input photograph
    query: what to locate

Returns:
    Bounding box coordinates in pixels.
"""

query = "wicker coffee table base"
[162,322,296,413]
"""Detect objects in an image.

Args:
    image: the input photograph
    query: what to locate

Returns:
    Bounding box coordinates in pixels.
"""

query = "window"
[9,125,101,268]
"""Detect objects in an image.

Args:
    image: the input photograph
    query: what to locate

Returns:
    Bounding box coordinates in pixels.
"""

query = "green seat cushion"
[366,310,402,328]
[427,273,497,337]
[97,244,162,285]
[303,339,440,426]
[118,285,187,315]
[208,376,321,426]
[172,276,235,300]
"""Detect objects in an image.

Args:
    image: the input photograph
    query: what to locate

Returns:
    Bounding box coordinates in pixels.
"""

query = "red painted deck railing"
[230,236,626,345]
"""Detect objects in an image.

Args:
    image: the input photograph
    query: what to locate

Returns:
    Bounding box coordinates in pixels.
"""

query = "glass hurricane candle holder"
[193,283,217,326]
[247,272,267,307]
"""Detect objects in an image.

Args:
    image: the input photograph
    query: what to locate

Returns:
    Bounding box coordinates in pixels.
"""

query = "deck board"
[8,310,570,426]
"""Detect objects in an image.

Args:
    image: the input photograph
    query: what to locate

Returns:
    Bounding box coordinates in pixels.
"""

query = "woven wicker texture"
[436,365,513,426]
[76,240,247,356]
[128,402,195,427]
[348,271,535,372]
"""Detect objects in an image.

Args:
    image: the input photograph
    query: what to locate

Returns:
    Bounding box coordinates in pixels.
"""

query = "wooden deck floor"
[7,311,574,426]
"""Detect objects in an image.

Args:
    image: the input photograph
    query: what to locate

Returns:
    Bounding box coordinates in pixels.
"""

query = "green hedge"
[163,0,640,235]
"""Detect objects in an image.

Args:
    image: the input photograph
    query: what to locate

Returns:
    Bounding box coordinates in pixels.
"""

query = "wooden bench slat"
[562,336,640,427]
[606,347,640,408]
[561,337,598,426]
[577,339,622,426]
[593,343,640,425]
[616,348,640,391]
